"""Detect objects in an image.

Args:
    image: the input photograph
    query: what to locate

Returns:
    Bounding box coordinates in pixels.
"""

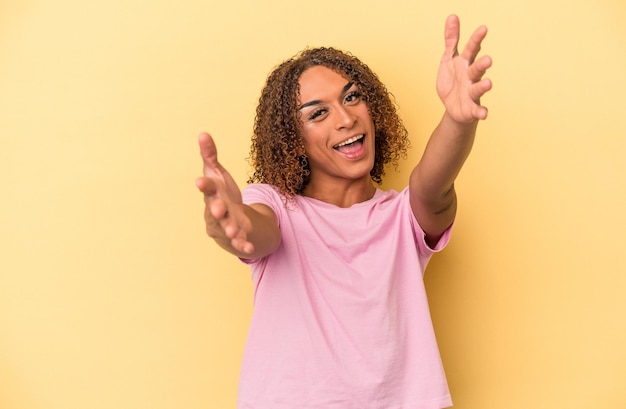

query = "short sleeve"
[242,184,282,222]
[403,187,453,257]
[239,184,283,265]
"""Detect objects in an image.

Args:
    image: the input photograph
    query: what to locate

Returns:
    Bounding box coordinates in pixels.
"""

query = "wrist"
[442,111,479,130]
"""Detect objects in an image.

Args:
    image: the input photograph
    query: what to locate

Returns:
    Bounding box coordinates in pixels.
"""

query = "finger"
[195,176,218,196]
[203,203,226,239]
[222,219,242,239]
[221,218,253,256]
[228,220,255,254]
[198,132,220,177]
[222,210,252,238]
[443,14,460,59]
[208,198,228,220]
[473,104,488,120]
[468,55,492,82]
[231,237,255,255]
[469,78,493,101]
[461,24,488,63]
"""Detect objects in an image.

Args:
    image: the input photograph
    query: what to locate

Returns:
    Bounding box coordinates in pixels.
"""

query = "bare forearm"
[410,14,491,244]
[210,203,281,260]
[411,112,478,203]
[409,113,479,244]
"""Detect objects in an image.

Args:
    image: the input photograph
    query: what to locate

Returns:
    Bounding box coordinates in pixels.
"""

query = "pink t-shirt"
[239,184,452,409]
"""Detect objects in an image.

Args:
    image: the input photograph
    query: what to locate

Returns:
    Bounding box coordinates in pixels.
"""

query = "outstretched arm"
[409,14,493,247]
[196,132,281,259]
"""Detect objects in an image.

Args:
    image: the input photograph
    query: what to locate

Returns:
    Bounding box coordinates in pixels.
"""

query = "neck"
[301,178,376,208]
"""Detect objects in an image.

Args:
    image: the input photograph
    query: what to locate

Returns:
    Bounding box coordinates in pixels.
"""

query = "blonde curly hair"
[248,47,410,200]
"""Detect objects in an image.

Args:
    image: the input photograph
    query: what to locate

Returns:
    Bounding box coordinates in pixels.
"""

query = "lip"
[333,133,367,160]
[333,133,365,149]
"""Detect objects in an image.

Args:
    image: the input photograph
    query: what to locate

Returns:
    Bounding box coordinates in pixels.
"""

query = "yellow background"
[1,0,625,408]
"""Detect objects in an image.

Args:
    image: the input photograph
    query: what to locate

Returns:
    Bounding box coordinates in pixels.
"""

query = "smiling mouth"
[333,134,364,149]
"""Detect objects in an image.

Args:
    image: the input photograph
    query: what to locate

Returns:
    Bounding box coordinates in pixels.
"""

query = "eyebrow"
[297,81,354,111]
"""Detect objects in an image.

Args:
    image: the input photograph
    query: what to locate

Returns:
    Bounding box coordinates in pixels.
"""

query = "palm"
[200,133,243,205]
[197,132,253,253]
[436,15,492,123]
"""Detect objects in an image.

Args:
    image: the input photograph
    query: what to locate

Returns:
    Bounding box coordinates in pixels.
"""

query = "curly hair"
[248,47,410,200]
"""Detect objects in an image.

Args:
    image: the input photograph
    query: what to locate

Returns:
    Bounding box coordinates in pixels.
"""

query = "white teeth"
[334,135,364,148]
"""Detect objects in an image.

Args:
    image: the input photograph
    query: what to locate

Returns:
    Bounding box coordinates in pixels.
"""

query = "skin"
[196,14,492,256]
[297,66,376,208]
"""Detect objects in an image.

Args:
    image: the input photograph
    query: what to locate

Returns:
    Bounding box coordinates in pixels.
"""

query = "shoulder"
[242,184,294,227]
[371,186,410,208]
[377,187,453,253]
[242,183,283,206]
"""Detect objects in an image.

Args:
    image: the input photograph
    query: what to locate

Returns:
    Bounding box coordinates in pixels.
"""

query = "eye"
[308,108,328,121]
[344,90,362,105]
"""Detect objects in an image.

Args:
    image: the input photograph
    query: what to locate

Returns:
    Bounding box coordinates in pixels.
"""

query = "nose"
[334,105,356,130]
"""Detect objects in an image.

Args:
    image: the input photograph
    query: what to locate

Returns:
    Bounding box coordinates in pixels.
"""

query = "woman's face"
[296,65,375,188]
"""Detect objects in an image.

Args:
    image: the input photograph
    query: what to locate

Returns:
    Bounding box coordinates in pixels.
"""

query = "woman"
[196,14,492,409]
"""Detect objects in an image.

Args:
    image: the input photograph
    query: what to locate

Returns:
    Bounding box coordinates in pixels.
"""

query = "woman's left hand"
[436,14,493,123]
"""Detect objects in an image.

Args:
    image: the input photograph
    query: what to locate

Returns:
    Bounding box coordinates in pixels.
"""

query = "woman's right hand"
[195,132,255,255]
